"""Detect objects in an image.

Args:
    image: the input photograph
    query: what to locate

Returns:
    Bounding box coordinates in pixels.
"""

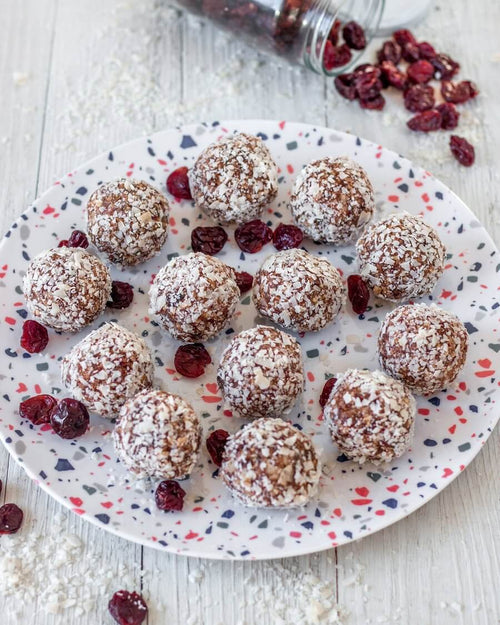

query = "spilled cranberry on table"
[0,503,24,535]
[333,27,478,165]
[108,590,148,625]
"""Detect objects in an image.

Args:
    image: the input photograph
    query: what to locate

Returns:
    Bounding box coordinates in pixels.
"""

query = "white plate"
[0,120,498,560]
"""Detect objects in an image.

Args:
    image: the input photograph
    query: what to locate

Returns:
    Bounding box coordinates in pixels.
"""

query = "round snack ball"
[61,323,154,419]
[324,369,416,465]
[289,156,375,245]
[220,417,321,508]
[189,133,278,225]
[252,249,345,333]
[113,389,201,480]
[23,247,111,332]
[356,212,446,302]
[217,325,304,419]
[378,303,469,395]
[86,178,170,265]
[149,252,239,342]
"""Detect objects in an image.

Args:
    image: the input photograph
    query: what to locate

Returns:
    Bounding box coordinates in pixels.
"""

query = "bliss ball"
[378,303,469,395]
[23,247,111,332]
[252,249,345,333]
[189,133,278,225]
[217,325,304,419]
[356,212,446,302]
[149,252,239,342]
[86,178,170,266]
[220,417,321,508]
[324,369,416,465]
[113,389,201,480]
[289,156,375,245]
[61,323,154,419]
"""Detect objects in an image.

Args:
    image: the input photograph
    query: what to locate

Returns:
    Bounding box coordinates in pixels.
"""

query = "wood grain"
[0,1,498,623]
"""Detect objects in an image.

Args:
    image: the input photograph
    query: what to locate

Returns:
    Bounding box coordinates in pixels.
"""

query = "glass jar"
[175,0,385,76]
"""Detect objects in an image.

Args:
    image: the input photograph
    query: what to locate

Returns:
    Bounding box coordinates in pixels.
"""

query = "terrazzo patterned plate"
[0,120,499,560]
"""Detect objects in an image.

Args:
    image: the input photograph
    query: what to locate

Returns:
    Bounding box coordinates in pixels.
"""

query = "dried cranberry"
[0,504,23,535]
[347,274,370,314]
[155,480,186,512]
[166,166,192,200]
[20,319,49,353]
[401,42,420,63]
[191,226,228,255]
[108,590,148,625]
[379,61,407,90]
[342,21,366,50]
[174,343,211,378]
[58,239,69,247]
[107,281,134,309]
[50,398,89,439]
[418,41,436,60]
[437,102,460,130]
[234,271,253,294]
[441,80,479,104]
[328,18,341,45]
[319,377,338,408]
[407,60,434,84]
[377,41,402,64]
[235,219,273,253]
[359,94,385,110]
[323,42,352,70]
[393,29,417,47]
[431,53,460,80]
[19,394,58,425]
[450,135,475,167]
[353,65,382,100]
[403,84,435,112]
[273,223,304,250]
[206,429,230,466]
[67,229,89,248]
[334,73,357,100]
[407,109,442,132]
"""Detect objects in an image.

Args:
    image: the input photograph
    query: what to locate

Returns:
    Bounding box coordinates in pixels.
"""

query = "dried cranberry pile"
[334,28,478,166]
[323,20,367,71]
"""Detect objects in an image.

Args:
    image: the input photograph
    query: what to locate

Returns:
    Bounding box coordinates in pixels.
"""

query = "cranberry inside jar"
[172,0,384,75]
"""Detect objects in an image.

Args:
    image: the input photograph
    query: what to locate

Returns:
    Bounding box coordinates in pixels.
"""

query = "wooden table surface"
[1,1,499,623]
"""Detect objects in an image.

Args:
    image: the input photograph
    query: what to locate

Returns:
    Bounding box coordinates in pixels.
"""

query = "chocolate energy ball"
[220,417,321,508]
[289,156,375,245]
[23,247,111,332]
[323,369,416,465]
[217,325,304,419]
[113,389,201,480]
[189,133,278,225]
[378,303,469,395]
[61,323,154,419]
[356,212,446,302]
[252,248,345,333]
[86,178,170,266]
[149,252,240,342]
